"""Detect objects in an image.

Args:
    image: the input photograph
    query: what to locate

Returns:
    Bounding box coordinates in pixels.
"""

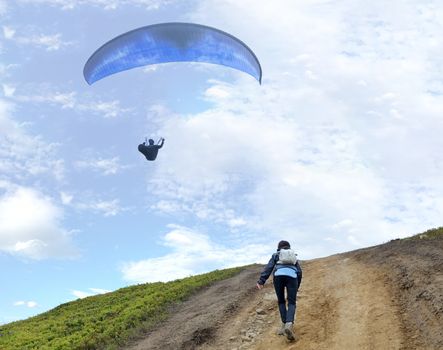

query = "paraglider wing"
[83,22,262,85]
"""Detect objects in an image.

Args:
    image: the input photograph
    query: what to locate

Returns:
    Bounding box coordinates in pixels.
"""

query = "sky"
[1,0,443,324]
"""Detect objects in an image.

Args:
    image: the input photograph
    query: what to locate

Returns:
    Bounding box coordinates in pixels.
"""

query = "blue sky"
[1,0,443,323]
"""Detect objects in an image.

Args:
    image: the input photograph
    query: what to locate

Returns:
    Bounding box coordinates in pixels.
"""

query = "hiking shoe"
[284,322,295,341]
[277,322,285,335]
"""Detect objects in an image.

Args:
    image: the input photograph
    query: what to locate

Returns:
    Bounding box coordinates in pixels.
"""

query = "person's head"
[148,139,154,145]
[277,240,290,251]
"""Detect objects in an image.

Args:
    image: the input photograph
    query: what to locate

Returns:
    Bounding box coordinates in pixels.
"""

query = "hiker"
[138,137,165,161]
[256,240,302,341]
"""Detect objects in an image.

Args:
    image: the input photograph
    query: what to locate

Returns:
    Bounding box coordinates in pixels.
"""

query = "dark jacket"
[138,140,164,161]
[257,251,302,287]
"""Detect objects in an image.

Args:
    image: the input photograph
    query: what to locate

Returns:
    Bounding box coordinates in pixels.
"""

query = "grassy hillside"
[0,266,243,350]
[406,226,443,240]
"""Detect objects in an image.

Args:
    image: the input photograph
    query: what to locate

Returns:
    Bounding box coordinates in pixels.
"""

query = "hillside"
[0,267,244,350]
[127,228,443,350]
[1,228,442,349]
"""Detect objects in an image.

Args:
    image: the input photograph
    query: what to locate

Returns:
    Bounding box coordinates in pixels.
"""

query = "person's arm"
[157,138,165,148]
[295,261,302,289]
[257,254,277,287]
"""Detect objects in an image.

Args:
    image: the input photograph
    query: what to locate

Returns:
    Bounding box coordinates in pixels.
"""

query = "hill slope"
[0,267,244,350]
[1,229,441,349]
[127,230,443,350]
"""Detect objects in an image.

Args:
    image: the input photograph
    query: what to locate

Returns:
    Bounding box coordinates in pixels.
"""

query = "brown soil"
[124,266,259,350]
[124,235,443,350]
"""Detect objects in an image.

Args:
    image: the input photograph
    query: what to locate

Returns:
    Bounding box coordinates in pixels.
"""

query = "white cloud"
[3,0,443,268]
[121,224,270,283]
[2,26,72,51]
[332,219,354,230]
[60,191,73,205]
[135,0,443,258]
[0,184,78,260]
[75,156,126,175]
[91,199,122,216]
[2,26,15,39]
[0,93,69,252]
[71,288,111,299]
[78,198,124,217]
[8,88,130,118]
[71,290,91,299]
[79,101,128,119]
[0,63,19,79]
[204,85,231,100]
[33,33,67,51]
[12,91,76,109]
[163,225,211,251]
[2,84,15,97]
[17,0,171,10]
[0,99,65,181]
[27,301,37,308]
[13,301,38,308]
[227,217,247,228]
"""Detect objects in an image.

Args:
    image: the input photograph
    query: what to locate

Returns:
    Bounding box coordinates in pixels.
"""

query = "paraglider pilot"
[138,138,165,161]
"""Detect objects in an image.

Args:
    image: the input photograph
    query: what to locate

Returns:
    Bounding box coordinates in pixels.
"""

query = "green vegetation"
[405,227,443,240]
[0,266,243,350]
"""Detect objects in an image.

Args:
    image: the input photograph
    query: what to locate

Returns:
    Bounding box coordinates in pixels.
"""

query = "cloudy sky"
[1,0,443,323]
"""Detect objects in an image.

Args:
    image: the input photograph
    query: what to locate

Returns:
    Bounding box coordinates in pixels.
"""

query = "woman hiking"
[256,240,302,341]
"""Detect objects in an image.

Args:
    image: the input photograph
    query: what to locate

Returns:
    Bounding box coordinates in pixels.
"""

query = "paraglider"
[83,22,262,163]
[83,22,262,85]
[138,138,165,161]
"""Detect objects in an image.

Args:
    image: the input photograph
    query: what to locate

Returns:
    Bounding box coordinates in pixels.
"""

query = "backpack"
[277,248,298,265]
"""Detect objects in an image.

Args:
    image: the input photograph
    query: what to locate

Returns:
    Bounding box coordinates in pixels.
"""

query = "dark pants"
[273,275,298,323]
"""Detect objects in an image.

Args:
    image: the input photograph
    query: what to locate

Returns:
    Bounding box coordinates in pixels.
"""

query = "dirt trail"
[124,266,260,350]
[124,236,443,349]
[266,257,401,349]
[204,255,402,350]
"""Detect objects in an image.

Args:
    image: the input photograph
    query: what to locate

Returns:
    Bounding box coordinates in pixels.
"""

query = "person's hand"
[256,283,264,290]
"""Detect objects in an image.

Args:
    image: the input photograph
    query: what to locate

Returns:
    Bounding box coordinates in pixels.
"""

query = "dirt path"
[267,256,402,349]
[203,254,403,350]
[124,236,443,350]
[124,265,261,350]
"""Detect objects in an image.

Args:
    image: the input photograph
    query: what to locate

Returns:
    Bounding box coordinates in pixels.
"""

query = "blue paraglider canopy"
[83,22,262,85]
